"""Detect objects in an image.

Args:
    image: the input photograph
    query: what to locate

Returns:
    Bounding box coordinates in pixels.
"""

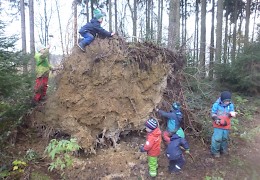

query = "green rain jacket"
[35,49,52,78]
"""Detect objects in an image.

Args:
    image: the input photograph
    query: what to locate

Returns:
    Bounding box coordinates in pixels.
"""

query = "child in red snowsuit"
[140,118,162,177]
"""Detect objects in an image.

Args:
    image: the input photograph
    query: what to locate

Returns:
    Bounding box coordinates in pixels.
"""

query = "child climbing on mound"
[156,102,185,144]
[139,118,162,177]
[78,9,115,52]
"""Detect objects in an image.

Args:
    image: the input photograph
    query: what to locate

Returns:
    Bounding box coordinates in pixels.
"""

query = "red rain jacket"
[144,127,162,157]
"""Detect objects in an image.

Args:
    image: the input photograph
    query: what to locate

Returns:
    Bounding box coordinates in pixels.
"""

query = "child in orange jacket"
[140,118,162,177]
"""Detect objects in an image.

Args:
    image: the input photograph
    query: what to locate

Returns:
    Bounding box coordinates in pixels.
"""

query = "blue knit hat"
[145,118,158,130]
[94,9,104,20]
[172,102,181,110]
[220,91,231,102]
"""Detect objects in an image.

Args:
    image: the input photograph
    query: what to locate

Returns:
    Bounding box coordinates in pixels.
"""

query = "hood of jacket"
[170,133,180,140]
[150,127,161,136]
[215,97,232,107]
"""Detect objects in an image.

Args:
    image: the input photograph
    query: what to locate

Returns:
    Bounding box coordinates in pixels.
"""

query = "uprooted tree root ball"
[32,36,186,153]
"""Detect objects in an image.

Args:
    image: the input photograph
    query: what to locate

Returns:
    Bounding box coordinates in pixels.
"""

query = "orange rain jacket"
[144,127,162,157]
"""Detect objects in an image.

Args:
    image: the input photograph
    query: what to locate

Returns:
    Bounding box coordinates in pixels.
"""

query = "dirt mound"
[33,36,185,152]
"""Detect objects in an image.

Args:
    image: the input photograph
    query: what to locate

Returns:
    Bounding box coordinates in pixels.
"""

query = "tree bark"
[244,0,251,47]
[21,0,27,73]
[215,0,223,63]
[109,0,112,32]
[157,0,163,44]
[199,0,206,78]
[193,0,199,66]
[168,0,180,50]
[73,0,78,46]
[29,0,35,71]
[55,0,65,58]
[231,0,238,63]
[209,0,215,80]
[223,13,229,64]
[114,0,118,33]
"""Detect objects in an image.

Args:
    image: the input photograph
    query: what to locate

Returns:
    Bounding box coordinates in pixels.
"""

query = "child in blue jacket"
[211,91,237,157]
[78,9,115,52]
[166,133,190,173]
[156,102,185,144]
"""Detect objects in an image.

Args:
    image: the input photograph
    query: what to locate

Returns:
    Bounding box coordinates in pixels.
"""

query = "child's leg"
[163,131,171,145]
[220,129,229,154]
[41,76,49,99]
[148,156,158,177]
[80,33,94,47]
[176,154,185,169]
[211,128,223,156]
[168,160,176,172]
[34,77,43,102]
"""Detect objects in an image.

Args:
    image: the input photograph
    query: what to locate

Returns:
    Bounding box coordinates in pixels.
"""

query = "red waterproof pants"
[34,76,49,102]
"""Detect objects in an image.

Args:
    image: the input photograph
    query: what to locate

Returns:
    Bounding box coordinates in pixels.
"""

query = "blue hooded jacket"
[79,18,112,38]
[158,109,182,133]
[211,97,235,117]
[166,134,189,160]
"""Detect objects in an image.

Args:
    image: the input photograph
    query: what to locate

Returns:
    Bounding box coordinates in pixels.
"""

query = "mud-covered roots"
[34,37,186,153]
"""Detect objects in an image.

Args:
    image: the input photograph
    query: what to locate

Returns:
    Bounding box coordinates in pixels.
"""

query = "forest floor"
[1,105,259,180]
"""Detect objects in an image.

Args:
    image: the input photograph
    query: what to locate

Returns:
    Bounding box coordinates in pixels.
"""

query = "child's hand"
[139,145,145,152]
[185,150,190,154]
[230,111,237,117]
[111,32,115,36]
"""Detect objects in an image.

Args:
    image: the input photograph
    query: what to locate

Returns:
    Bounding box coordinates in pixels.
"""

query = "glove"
[229,111,237,117]
[212,116,221,125]
[139,145,146,152]
[220,119,227,126]
[185,150,190,154]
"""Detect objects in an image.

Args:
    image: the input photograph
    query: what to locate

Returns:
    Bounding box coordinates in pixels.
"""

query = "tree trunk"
[184,0,187,44]
[73,0,78,46]
[223,13,228,64]
[86,0,89,22]
[231,0,238,63]
[237,16,243,53]
[209,0,215,80]
[114,0,118,33]
[29,0,35,71]
[199,0,206,78]
[215,0,223,63]
[146,0,151,40]
[181,0,184,45]
[168,0,180,50]
[251,0,258,42]
[157,0,163,44]
[193,0,199,66]
[150,1,154,40]
[109,0,112,32]
[244,0,251,47]
[55,0,65,58]
[21,0,27,73]
[133,0,137,42]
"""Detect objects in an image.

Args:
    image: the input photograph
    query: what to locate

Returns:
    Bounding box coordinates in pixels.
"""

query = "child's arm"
[96,26,113,37]
[143,137,155,152]
[157,110,175,119]
[180,138,190,151]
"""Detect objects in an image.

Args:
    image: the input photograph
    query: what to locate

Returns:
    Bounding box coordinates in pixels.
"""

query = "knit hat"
[220,91,231,102]
[172,102,181,110]
[94,9,104,20]
[145,118,158,130]
[95,13,104,20]
[36,45,45,52]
